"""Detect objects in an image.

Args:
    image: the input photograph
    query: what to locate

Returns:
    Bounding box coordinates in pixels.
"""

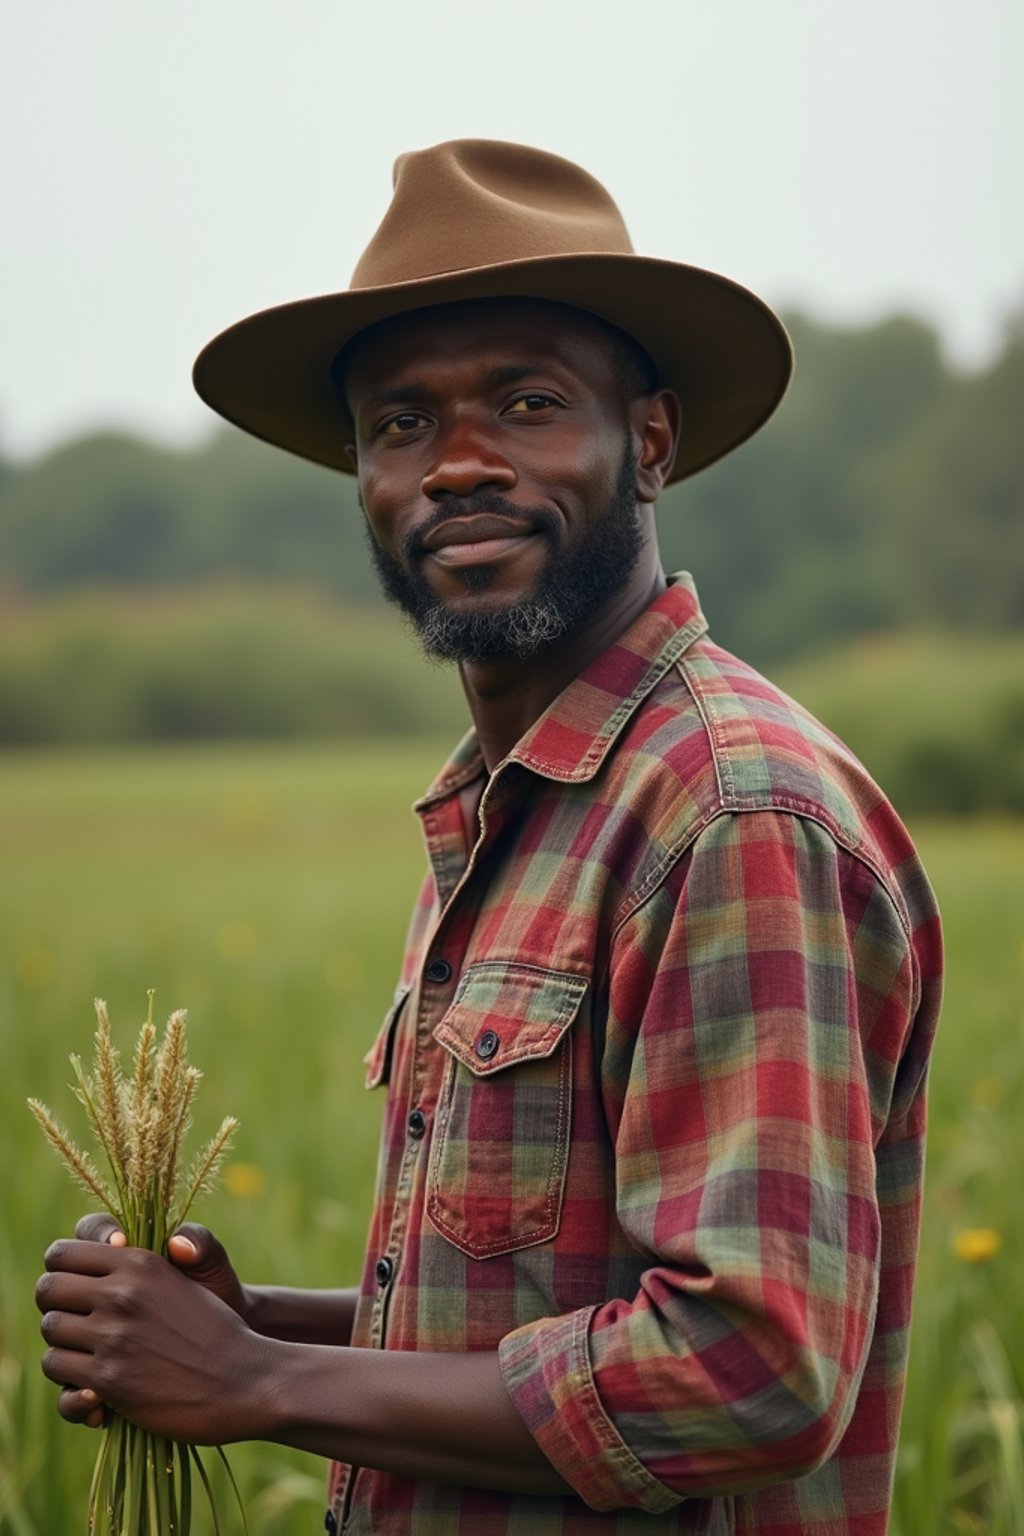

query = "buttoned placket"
[367,760,523,1355]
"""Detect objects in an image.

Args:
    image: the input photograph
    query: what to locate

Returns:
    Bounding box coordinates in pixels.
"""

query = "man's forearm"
[244,1285,360,1346]
[253,1340,571,1497]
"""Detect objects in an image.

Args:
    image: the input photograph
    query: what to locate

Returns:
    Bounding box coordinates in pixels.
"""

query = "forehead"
[341,298,620,401]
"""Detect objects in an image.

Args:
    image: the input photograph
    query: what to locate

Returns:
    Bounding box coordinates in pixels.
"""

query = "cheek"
[357,470,405,551]
[551,432,626,516]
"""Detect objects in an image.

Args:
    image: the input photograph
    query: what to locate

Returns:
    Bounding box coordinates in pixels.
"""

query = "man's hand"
[49,1215,255,1429]
[36,1230,569,1492]
[36,1237,273,1444]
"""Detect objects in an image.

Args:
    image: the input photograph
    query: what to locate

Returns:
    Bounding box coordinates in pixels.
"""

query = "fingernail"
[81,1389,98,1404]
[171,1236,198,1257]
[108,1231,127,1248]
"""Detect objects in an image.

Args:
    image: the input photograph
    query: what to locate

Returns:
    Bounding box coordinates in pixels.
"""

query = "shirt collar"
[415,573,707,807]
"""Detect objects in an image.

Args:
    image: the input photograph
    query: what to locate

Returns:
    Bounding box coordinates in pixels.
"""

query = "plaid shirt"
[329,573,942,1535]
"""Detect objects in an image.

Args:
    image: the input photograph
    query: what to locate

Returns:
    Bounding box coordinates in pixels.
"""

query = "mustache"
[405,494,559,561]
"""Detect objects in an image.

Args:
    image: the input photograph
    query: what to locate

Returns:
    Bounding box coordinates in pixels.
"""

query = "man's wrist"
[239,1282,273,1334]
[234,1284,360,1345]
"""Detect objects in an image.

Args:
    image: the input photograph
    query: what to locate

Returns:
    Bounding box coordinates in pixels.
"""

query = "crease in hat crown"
[349,141,637,288]
[192,136,794,484]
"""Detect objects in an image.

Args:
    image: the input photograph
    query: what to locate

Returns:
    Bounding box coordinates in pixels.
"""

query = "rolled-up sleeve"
[499,810,917,1511]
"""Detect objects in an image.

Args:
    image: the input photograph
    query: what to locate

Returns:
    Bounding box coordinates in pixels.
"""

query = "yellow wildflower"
[970,1077,1005,1110]
[223,1160,267,1198]
[953,1227,1001,1264]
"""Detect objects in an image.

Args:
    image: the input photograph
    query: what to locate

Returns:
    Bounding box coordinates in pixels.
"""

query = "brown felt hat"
[193,139,792,484]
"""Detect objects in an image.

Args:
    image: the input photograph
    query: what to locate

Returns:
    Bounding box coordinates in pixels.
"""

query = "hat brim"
[192,253,792,485]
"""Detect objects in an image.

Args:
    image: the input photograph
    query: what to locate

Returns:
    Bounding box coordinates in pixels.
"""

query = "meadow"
[1,742,1020,1534]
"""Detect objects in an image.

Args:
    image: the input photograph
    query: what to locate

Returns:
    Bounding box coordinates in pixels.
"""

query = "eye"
[379,411,429,437]
[505,393,560,415]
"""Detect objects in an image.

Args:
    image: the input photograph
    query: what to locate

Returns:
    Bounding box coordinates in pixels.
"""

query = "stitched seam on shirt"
[442,964,588,1071]
[413,752,486,810]
[611,806,916,959]
[677,655,731,803]
[610,810,719,936]
[515,615,707,782]
[675,655,915,941]
[568,1309,682,1511]
[453,960,590,993]
[426,1028,573,1258]
[605,646,917,948]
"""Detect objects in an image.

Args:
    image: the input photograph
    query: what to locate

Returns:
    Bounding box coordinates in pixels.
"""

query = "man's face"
[343,300,653,664]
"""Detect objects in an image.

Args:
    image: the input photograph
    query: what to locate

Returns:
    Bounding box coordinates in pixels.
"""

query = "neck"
[459,555,667,774]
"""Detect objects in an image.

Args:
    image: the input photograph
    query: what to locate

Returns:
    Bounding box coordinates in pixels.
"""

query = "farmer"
[38,141,942,1534]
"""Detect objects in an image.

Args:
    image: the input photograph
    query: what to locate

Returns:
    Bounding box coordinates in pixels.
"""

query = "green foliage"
[0,310,1021,669]
[0,431,369,599]
[0,588,1022,815]
[0,745,1020,1532]
[777,631,1024,814]
[656,311,963,661]
[0,586,466,745]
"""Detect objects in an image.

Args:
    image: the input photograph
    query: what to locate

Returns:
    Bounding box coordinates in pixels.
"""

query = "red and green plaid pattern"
[331,574,942,1534]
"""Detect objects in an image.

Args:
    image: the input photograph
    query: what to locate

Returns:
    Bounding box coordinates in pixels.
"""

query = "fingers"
[167,1225,248,1315]
[75,1213,127,1247]
[59,1387,105,1428]
[39,1305,94,1353]
[167,1223,217,1268]
[43,1239,121,1277]
[35,1268,98,1317]
[40,1344,91,1392]
[166,1229,202,1265]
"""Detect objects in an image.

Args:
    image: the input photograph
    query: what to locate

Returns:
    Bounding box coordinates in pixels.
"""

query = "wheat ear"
[175,1116,238,1227]
[27,1100,114,1208]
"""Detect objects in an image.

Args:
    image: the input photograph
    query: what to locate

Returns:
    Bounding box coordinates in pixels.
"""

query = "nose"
[420,417,517,501]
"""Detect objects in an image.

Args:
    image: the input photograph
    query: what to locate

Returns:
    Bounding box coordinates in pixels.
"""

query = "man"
[38,141,942,1533]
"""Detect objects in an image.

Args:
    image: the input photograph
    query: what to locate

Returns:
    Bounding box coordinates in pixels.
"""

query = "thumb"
[167,1224,248,1314]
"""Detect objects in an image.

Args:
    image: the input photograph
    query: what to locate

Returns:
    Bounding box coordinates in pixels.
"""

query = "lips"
[418,513,542,570]
[420,514,538,552]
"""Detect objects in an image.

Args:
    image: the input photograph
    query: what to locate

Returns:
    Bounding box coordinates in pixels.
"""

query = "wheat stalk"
[29,994,244,1536]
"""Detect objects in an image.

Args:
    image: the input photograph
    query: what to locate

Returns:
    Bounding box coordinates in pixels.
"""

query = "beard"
[366,442,645,664]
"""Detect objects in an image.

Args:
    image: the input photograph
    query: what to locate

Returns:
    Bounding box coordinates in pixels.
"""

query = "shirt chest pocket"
[427,962,589,1261]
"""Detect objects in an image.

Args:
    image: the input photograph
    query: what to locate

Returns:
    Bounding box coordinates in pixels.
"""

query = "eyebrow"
[360,362,565,413]
[484,363,557,387]
[361,380,435,411]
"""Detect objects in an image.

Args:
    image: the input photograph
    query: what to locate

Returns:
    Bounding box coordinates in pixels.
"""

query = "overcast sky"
[3,0,1021,461]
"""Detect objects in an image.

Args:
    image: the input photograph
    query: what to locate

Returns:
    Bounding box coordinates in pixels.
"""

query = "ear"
[631,389,680,504]
[343,441,358,471]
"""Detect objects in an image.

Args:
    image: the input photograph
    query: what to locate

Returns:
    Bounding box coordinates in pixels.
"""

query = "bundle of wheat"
[29,994,244,1535]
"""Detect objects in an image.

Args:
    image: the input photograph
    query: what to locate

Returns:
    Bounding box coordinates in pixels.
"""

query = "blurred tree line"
[2,308,1021,660]
[0,308,1021,809]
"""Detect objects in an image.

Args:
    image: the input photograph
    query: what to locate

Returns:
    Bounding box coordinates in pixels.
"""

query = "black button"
[408,1108,427,1140]
[324,1511,338,1536]
[475,1029,500,1061]
[375,1256,394,1287]
[425,958,452,984]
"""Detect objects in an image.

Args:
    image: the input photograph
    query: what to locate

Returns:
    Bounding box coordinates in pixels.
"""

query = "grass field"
[1,742,1021,1533]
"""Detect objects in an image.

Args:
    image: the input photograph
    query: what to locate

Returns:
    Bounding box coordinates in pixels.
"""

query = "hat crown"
[350,139,636,290]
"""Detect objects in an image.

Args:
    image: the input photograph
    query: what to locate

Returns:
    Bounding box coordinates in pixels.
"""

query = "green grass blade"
[160,1439,178,1536]
[149,1433,168,1536]
[87,1419,114,1533]
[188,1446,221,1536]
[176,1442,192,1536]
[214,1447,248,1536]
[126,1426,146,1536]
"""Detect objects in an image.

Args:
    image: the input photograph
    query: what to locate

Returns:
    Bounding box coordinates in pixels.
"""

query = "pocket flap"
[363,983,412,1089]
[433,962,588,1077]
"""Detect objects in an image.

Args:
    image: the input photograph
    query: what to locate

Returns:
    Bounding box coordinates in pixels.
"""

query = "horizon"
[3,1,1021,461]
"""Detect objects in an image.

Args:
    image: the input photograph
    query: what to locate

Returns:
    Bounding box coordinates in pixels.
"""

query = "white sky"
[2,0,1021,461]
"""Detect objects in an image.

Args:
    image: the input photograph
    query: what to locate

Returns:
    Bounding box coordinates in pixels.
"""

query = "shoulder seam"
[612,805,916,954]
